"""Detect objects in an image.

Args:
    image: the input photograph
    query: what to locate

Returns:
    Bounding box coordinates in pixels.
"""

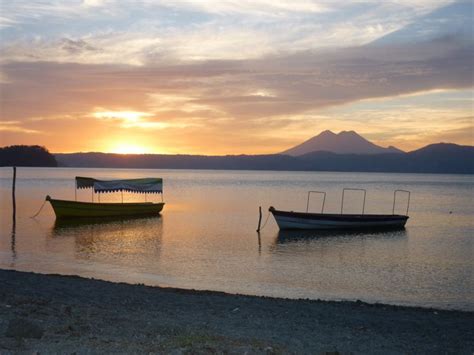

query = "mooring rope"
[30,199,47,218]
[258,211,272,231]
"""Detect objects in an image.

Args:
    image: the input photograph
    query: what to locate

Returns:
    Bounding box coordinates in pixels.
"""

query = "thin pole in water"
[11,167,17,260]
[256,206,262,232]
[12,166,16,223]
[340,189,345,214]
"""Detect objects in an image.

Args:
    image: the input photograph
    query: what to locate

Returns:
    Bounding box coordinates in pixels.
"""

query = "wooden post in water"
[12,167,16,222]
[256,206,262,232]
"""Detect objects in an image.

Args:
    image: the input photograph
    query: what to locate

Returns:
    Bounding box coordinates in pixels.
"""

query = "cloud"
[0,31,471,155]
[91,109,197,129]
[0,0,116,23]
[1,33,472,121]
[82,0,109,7]
[60,38,98,54]
[0,121,41,134]
[423,124,474,146]
[0,1,457,65]
[161,0,331,16]
[0,16,18,29]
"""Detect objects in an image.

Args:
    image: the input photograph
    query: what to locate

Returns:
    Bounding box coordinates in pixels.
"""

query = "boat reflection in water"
[50,215,164,262]
[275,228,408,244]
[270,228,408,264]
[52,214,163,230]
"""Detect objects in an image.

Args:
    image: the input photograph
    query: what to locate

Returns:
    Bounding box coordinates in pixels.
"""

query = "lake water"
[0,167,472,311]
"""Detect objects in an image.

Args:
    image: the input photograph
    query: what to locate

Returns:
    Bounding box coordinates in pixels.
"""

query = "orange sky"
[0,1,472,154]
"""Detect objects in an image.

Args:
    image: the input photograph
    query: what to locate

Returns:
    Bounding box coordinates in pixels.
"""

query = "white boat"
[269,207,408,230]
[269,189,410,231]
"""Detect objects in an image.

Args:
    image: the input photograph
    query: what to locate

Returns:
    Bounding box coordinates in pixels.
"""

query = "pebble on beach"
[5,318,44,339]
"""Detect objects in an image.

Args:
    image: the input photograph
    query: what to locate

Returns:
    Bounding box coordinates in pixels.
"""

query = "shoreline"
[1,266,471,313]
[1,269,473,353]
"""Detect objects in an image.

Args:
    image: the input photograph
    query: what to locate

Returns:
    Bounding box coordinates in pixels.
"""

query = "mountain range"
[281,130,403,156]
[53,130,474,174]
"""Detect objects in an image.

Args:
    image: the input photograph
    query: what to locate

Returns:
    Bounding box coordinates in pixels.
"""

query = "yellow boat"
[46,176,165,219]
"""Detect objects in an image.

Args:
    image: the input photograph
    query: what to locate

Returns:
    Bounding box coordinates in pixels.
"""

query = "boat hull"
[47,197,164,218]
[269,207,408,230]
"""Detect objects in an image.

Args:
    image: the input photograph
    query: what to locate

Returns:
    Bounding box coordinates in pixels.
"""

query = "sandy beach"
[0,269,472,354]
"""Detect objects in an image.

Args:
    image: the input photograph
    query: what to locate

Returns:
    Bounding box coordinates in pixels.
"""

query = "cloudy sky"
[0,0,472,154]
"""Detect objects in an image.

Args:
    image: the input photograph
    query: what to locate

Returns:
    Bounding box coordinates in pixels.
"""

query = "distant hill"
[55,143,474,174]
[55,153,301,171]
[281,130,403,156]
[0,145,58,167]
[297,143,474,174]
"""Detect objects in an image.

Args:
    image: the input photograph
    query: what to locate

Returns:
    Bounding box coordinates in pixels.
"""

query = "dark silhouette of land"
[2,133,473,173]
[55,143,474,174]
[0,145,57,167]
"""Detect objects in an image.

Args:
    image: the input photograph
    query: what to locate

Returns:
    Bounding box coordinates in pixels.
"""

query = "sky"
[0,0,472,155]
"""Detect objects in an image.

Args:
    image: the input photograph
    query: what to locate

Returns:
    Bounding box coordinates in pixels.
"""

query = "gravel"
[0,269,473,354]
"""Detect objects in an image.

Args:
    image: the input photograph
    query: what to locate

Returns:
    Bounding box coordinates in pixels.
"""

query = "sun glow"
[110,143,150,154]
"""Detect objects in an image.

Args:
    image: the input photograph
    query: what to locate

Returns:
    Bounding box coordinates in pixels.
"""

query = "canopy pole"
[75,186,77,201]
[92,189,94,202]
[121,190,123,203]
[145,193,147,202]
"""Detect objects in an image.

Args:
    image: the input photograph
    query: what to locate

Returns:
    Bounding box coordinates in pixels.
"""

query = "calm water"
[0,168,473,311]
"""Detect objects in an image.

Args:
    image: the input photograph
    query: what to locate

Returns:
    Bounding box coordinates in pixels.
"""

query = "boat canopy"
[75,176,163,194]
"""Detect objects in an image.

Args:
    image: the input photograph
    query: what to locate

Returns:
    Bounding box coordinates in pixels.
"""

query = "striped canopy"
[75,176,163,194]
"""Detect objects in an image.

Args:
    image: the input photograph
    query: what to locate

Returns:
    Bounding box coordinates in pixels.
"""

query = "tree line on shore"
[0,145,57,167]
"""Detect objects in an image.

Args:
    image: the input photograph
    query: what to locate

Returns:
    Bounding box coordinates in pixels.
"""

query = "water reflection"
[275,228,408,244]
[50,216,164,262]
[256,232,262,255]
[52,215,162,231]
[269,229,410,281]
[10,219,16,262]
